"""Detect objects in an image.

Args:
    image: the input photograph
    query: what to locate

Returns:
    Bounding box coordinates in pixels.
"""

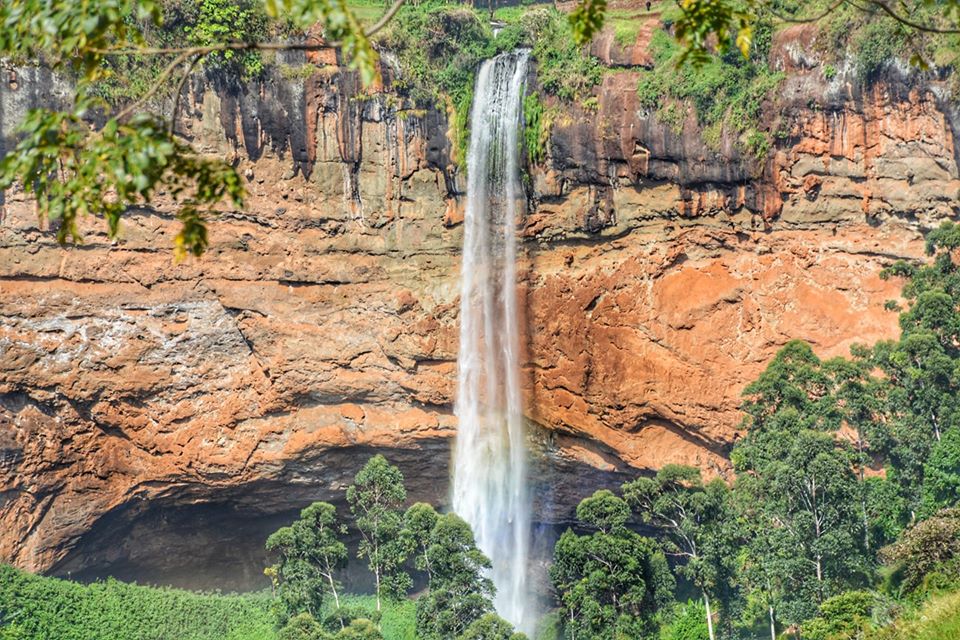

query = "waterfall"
[452,50,535,635]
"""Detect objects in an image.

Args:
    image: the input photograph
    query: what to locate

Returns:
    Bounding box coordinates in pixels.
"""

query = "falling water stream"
[451,50,535,635]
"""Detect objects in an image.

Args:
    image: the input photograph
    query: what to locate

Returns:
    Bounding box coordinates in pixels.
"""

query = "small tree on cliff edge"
[347,454,411,611]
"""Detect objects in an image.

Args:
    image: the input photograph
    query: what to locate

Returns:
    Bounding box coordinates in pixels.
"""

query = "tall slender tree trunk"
[375,567,382,611]
[326,566,343,629]
[858,433,871,551]
[704,593,716,640]
[768,603,776,640]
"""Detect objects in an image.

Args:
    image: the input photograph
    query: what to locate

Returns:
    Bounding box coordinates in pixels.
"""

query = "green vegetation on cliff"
[94,0,285,104]
[374,1,600,168]
[5,0,960,255]
[636,24,783,160]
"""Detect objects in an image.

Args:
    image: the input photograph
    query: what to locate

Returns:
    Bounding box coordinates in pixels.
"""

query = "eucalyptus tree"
[622,465,733,640]
[266,501,349,625]
[550,490,675,640]
[415,513,496,640]
[346,455,411,611]
[734,342,870,625]
[732,515,794,640]
[402,502,440,585]
[824,353,890,549]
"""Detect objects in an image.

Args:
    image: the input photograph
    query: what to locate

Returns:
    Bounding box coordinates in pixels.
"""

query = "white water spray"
[452,50,535,635]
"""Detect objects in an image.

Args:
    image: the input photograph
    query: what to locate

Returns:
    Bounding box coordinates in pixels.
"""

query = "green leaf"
[568,0,607,46]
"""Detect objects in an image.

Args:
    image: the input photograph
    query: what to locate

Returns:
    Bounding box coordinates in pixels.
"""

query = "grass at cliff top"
[345,0,401,27]
[0,565,416,640]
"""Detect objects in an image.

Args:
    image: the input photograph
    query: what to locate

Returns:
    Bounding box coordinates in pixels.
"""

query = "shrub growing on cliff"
[180,0,273,78]
[381,0,494,105]
[522,93,550,166]
[529,8,603,103]
[634,27,784,161]
[378,0,496,168]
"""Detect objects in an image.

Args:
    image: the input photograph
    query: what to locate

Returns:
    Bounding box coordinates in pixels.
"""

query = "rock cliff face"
[1,30,958,588]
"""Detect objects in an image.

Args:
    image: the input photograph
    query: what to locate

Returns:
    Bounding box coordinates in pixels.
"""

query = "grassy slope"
[0,566,417,640]
[868,590,960,640]
[345,0,396,27]
[335,595,416,640]
[0,564,277,640]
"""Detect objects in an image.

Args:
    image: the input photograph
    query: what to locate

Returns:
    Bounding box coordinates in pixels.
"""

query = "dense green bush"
[381,1,494,104]
[659,600,709,640]
[851,18,906,80]
[95,0,278,104]
[280,613,327,640]
[180,0,272,78]
[801,591,875,640]
[0,567,418,640]
[528,8,603,102]
[0,564,276,640]
[880,508,960,595]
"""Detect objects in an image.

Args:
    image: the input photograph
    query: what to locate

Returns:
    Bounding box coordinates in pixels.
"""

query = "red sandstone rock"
[0,35,957,581]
